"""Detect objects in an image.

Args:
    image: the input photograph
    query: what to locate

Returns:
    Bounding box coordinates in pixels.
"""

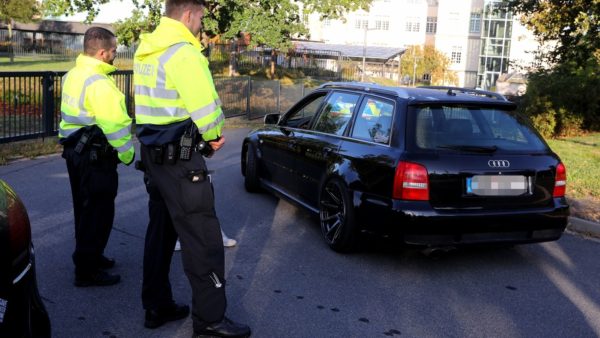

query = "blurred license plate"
[0,298,6,323]
[466,175,528,196]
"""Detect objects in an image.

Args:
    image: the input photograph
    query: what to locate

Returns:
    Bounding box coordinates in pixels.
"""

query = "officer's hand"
[209,136,226,152]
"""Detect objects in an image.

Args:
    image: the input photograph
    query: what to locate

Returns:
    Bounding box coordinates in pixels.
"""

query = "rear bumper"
[0,245,51,337]
[357,196,569,246]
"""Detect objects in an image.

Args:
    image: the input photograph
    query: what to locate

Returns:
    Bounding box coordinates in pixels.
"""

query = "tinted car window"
[351,97,394,144]
[313,92,360,135]
[282,93,326,129]
[413,105,548,151]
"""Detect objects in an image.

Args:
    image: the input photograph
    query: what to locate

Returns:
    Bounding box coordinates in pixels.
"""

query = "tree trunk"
[8,20,14,63]
[270,50,277,79]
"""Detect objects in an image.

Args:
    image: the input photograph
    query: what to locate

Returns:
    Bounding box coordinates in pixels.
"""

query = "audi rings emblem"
[488,160,510,168]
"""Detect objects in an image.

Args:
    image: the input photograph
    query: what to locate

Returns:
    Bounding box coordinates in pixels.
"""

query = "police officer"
[133,0,251,337]
[59,27,135,287]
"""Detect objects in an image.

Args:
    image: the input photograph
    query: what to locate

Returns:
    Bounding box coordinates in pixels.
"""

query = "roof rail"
[418,86,508,101]
[319,81,408,98]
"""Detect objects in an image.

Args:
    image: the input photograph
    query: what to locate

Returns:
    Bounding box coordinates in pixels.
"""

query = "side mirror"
[264,113,281,125]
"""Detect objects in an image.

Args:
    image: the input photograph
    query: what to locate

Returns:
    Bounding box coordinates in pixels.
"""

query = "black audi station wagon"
[241,82,569,252]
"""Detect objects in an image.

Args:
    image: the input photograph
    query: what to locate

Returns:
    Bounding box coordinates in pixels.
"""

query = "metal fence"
[0,28,138,60]
[0,71,320,143]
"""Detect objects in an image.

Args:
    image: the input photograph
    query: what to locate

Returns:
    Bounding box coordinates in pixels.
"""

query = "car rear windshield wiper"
[437,144,498,153]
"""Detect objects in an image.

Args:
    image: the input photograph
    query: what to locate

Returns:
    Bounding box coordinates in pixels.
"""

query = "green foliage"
[506,0,600,65]
[0,0,41,24]
[43,0,372,52]
[400,45,456,85]
[114,0,162,47]
[517,59,600,136]
[527,104,557,139]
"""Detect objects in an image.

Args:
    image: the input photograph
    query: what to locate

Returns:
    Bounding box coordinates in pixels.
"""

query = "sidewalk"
[567,217,600,238]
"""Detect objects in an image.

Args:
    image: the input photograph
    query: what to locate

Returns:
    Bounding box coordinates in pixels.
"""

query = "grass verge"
[0,137,62,165]
[547,133,600,222]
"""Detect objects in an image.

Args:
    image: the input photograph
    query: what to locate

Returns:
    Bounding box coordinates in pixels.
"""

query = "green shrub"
[530,111,557,139]
[518,58,600,137]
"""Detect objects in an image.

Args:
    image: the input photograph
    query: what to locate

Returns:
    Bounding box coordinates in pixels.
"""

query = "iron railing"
[0,71,323,143]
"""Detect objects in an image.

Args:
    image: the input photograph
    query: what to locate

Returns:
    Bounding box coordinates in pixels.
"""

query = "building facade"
[305,0,540,90]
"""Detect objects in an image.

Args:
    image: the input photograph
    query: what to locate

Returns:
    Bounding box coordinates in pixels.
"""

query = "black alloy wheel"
[244,143,260,192]
[319,179,357,252]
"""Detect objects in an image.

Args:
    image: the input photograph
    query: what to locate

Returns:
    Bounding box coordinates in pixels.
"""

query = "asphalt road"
[2,127,600,338]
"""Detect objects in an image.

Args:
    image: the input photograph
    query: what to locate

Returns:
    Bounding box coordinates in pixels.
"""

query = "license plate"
[466,175,529,196]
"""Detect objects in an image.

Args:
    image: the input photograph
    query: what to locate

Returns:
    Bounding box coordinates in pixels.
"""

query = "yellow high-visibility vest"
[134,17,224,145]
[59,54,134,164]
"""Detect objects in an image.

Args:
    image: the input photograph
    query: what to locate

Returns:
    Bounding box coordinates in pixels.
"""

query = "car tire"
[244,143,260,192]
[319,179,358,252]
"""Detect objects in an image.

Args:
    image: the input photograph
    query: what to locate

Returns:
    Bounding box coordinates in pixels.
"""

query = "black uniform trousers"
[63,145,118,276]
[140,144,226,331]
[141,170,178,310]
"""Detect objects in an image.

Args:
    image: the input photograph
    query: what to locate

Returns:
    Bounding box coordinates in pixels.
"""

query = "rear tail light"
[393,161,429,201]
[553,162,567,197]
[2,182,32,256]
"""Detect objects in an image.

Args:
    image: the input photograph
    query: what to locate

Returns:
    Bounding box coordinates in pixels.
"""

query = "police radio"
[180,122,198,161]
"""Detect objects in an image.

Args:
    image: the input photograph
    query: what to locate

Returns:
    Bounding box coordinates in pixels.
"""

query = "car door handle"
[323,147,333,154]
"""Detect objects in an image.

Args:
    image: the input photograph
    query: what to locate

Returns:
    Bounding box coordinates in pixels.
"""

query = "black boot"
[145,303,190,329]
[192,317,251,337]
[74,270,120,287]
[99,255,116,269]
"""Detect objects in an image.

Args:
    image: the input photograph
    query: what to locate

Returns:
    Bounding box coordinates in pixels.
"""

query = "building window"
[426,17,437,34]
[451,46,462,64]
[375,19,390,30]
[422,73,431,81]
[302,14,309,26]
[323,19,331,27]
[470,12,481,33]
[405,17,420,32]
[355,19,369,29]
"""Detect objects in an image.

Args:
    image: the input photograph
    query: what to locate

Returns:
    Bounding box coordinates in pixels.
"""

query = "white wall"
[308,0,427,48]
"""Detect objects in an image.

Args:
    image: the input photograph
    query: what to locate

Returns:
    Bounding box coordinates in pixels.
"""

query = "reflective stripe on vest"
[135,105,189,119]
[190,98,223,122]
[105,124,132,141]
[61,74,106,125]
[134,42,187,101]
[58,126,79,138]
[134,42,223,121]
[197,112,225,134]
[114,139,134,153]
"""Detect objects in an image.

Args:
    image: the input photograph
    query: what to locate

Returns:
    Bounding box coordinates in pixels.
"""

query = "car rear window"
[411,105,548,152]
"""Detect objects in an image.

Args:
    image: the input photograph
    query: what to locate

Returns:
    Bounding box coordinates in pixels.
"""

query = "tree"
[505,0,600,135]
[44,0,373,77]
[505,0,600,65]
[113,0,162,46]
[44,0,372,47]
[0,0,41,61]
[400,45,456,86]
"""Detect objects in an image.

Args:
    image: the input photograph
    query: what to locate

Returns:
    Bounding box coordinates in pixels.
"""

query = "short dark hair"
[83,27,116,56]
[165,0,206,18]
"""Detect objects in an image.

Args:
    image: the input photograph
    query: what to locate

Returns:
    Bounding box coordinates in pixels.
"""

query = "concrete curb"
[567,216,600,238]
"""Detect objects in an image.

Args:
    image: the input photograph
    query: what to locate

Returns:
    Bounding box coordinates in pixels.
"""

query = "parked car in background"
[241,82,569,252]
[0,180,51,337]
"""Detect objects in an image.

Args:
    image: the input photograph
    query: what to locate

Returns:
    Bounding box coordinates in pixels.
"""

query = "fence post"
[125,73,132,116]
[42,72,56,137]
[246,76,251,120]
[276,80,281,113]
